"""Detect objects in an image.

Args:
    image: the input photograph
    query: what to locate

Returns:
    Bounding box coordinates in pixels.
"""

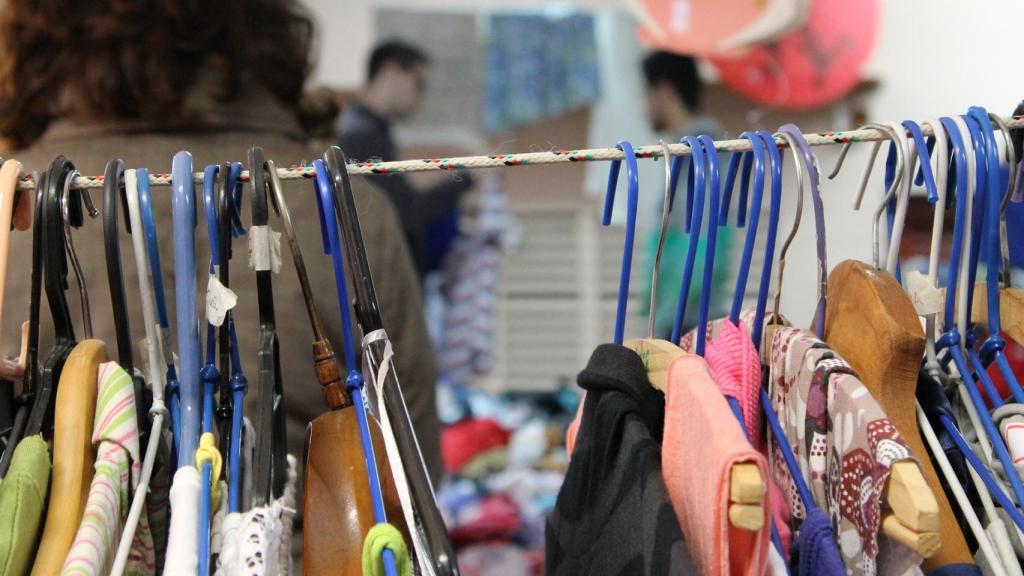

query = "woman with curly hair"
[0,0,443,563]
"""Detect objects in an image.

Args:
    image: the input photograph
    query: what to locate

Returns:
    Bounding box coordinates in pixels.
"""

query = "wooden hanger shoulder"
[304,407,409,575]
[825,260,967,565]
[624,338,684,393]
[31,339,106,576]
[630,339,768,531]
[970,285,1024,345]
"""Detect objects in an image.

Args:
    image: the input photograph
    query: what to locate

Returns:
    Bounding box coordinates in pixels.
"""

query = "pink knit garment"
[703,320,763,450]
[662,354,769,576]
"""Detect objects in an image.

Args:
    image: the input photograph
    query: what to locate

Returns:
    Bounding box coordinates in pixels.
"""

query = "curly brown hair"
[0,0,315,149]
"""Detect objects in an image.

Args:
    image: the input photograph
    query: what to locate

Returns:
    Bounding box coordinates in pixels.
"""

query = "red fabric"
[984,332,1024,403]
[442,418,512,474]
[448,493,522,547]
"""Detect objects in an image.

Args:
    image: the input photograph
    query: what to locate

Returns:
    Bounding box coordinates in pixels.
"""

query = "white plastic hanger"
[110,168,168,576]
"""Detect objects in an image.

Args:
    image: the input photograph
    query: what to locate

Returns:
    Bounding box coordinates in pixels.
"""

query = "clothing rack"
[14,115,1024,191]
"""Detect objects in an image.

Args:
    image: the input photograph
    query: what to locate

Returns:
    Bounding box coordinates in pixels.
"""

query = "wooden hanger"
[30,339,106,576]
[0,160,31,383]
[309,155,418,575]
[327,147,459,575]
[262,156,407,574]
[825,123,963,563]
[622,138,765,530]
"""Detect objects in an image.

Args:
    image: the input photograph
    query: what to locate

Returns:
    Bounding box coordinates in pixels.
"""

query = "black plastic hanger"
[25,156,81,438]
[103,159,151,462]
[248,147,286,506]
[325,146,459,576]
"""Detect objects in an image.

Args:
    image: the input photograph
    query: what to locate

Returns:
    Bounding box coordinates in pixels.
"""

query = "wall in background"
[307,0,1024,332]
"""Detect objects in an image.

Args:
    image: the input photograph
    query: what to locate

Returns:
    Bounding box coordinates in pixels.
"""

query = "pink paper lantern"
[709,0,881,110]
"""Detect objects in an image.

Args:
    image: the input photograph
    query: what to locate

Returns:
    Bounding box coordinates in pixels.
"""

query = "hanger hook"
[775,125,828,340]
[987,112,1018,289]
[601,141,640,346]
[61,170,93,338]
[647,140,673,339]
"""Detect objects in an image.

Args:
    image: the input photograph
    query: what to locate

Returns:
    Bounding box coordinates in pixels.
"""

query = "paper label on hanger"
[906,270,943,316]
[206,275,238,327]
[248,225,282,273]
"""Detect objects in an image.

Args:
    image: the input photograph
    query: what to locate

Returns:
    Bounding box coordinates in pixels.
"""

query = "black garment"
[337,101,473,276]
[546,344,694,575]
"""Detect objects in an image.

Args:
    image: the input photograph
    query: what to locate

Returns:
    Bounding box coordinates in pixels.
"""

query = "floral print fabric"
[768,327,922,576]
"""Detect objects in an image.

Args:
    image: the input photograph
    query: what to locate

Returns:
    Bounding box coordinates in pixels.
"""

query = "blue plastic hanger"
[972,108,1024,403]
[138,167,181,461]
[668,135,706,345]
[172,150,201,469]
[694,135,723,356]
[959,113,1010,410]
[601,141,640,346]
[717,134,762,302]
[200,165,222,440]
[750,131,784,350]
[935,115,1024,513]
[313,159,399,576]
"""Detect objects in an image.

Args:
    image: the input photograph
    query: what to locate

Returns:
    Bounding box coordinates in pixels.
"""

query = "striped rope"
[14,115,1024,191]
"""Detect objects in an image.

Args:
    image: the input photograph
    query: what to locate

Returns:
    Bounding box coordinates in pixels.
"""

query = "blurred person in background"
[338,40,474,280]
[0,0,443,503]
[641,51,734,338]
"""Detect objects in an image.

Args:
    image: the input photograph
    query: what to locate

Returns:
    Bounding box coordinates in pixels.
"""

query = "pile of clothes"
[436,382,578,576]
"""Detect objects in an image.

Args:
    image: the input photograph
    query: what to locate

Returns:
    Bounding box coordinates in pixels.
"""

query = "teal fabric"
[639,226,735,339]
[639,118,732,339]
[0,434,51,576]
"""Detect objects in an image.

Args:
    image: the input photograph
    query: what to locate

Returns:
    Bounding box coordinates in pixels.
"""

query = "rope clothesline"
[13,115,1024,191]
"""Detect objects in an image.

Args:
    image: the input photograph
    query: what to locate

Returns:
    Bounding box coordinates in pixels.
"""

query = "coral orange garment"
[662,354,769,576]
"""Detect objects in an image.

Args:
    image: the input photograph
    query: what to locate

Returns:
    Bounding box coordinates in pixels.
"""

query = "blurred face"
[382,62,427,119]
[644,81,672,134]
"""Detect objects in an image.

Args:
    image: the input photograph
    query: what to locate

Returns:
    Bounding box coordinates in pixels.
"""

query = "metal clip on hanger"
[249,148,287,509]
[172,150,201,469]
[325,146,458,576]
[103,159,152,464]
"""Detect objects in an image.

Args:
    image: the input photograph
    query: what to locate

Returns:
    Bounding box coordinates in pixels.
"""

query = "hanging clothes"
[215,455,297,576]
[0,434,49,576]
[163,466,201,576]
[60,362,154,576]
[768,327,923,576]
[145,437,172,573]
[661,352,770,576]
[546,344,695,575]
[438,174,512,386]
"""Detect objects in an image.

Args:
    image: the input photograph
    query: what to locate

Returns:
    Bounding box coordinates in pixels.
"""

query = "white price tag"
[206,275,238,327]
[906,270,943,316]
